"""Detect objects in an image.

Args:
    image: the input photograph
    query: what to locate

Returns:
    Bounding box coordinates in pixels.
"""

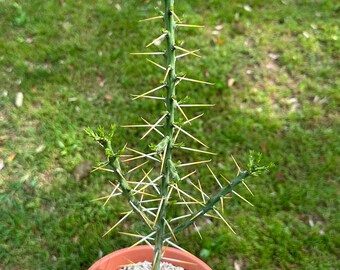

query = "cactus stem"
[152,1,178,267]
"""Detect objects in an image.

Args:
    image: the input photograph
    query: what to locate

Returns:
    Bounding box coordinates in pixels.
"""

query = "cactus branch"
[164,171,250,238]
[106,156,154,229]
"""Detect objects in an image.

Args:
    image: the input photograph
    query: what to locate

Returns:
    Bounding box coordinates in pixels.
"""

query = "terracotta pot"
[89,245,211,270]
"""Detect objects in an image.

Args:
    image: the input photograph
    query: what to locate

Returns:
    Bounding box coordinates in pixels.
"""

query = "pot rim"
[89,245,211,270]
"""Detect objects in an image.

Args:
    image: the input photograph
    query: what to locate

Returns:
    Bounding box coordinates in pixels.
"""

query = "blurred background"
[0,0,339,269]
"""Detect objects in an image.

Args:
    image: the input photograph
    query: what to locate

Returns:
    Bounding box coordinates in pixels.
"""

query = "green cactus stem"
[152,0,177,268]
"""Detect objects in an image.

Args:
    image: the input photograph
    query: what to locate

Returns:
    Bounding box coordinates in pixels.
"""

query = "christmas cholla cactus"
[86,1,272,269]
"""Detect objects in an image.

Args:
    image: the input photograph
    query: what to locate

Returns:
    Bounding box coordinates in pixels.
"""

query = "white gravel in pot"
[120,261,185,270]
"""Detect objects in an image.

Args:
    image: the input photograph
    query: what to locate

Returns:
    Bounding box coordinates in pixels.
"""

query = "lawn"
[0,0,339,269]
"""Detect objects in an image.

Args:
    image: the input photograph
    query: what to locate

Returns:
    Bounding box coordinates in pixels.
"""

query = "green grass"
[0,0,339,269]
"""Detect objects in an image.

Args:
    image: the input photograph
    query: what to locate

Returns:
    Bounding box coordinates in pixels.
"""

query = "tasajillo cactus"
[85,1,272,269]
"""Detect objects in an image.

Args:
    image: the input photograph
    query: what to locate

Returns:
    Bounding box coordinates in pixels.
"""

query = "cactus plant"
[85,1,272,269]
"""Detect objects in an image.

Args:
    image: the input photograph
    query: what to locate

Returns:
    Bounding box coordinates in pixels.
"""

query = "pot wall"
[89,245,211,270]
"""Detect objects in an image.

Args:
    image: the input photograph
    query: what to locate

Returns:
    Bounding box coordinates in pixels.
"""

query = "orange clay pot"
[89,245,211,270]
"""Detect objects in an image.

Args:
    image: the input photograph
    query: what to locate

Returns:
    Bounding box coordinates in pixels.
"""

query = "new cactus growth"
[86,1,272,269]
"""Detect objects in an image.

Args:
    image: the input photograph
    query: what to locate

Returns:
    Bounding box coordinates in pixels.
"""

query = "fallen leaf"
[276,172,284,181]
[243,5,252,12]
[0,135,8,146]
[303,31,310,38]
[7,153,16,162]
[73,160,92,180]
[104,94,113,102]
[0,159,4,171]
[215,24,223,30]
[215,39,225,46]
[72,236,79,243]
[234,260,241,270]
[268,53,280,60]
[97,77,106,88]
[115,4,121,11]
[228,78,235,87]
[260,143,268,153]
[68,97,78,102]
[35,145,45,153]
[15,92,24,107]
